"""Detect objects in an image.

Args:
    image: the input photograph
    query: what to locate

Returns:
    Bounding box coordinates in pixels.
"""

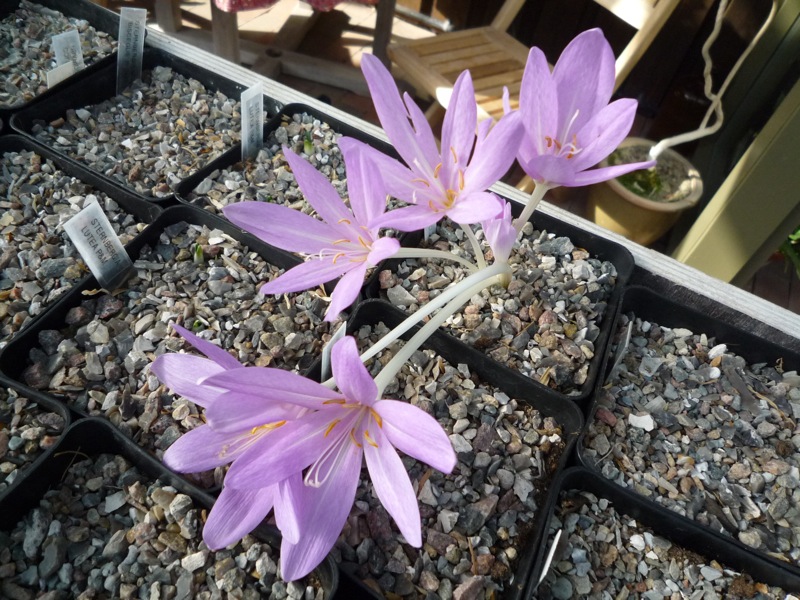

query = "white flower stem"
[371,264,510,396]
[513,182,550,234]
[460,223,487,270]
[393,247,478,272]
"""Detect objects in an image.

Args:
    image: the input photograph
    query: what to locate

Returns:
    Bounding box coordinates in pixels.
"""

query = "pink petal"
[338,137,390,228]
[150,354,226,408]
[371,204,442,232]
[261,258,351,295]
[202,485,276,550]
[367,236,400,265]
[445,191,504,225]
[204,368,339,410]
[519,47,558,157]
[331,336,377,405]
[553,28,616,133]
[375,400,457,474]
[204,392,302,433]
[223,202,338,254]
[567,159,656,187]
[283,147,353,226]
[440,70,477,185]
[162,425,242,472]
[224,410,347,490]
[275,472,306,544]
[279,438,362,581]
[520,154,582,187]
[171,324,241,370]
[463,110,523,193]
[325,263,369,321]
[363,423,422,546]
[570,98,638,171]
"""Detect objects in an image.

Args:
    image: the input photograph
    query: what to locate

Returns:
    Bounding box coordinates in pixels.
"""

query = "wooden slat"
[404,29,492,57]
[442,57,523,80]
[424,42,499,67]
[473,69,525,92]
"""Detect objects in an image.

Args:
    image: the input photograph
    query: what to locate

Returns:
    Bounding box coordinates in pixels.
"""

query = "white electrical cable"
[649,0,778,159]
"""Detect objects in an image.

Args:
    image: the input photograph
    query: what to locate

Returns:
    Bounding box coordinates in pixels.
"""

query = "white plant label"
[321,320,347,381]
[53,30,85,72]
[64,201,133,290]
[537,528,562,586]
[241,85,263,161]
[46,62,75,89]
[117,7,147,95]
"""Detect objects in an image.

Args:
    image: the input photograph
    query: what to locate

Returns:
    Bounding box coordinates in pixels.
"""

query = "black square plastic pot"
[176,102,399,214]
[529,467,800,596]
[364,201,634,408]
[311,298,584,600]
[0,0,120,120]
[0,385,70,503]
[0,417,339,598]
[578,285,800,584]
[0,134,162,348]
[10,46,283,201]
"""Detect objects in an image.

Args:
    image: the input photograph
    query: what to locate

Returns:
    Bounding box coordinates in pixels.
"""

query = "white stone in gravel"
[628,413,656,432]
[418,479,438,507]
[181,550,208,572]
[449,433,471,453]
[629,534,646,551]
[386,285,417,308]
[101,491,127,514]
[700,566,722,581]
[513,477,533,502]
[437,509,459,534]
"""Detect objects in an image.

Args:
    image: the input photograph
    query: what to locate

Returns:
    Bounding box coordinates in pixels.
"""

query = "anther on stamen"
[369,408,383,428]
[433,163,443,178]
[364,430,379,448]
[332,252,346,264]
[349,428,362,448]
[450,146,458,164]
[324,419,341,437]
[337,218,352,225]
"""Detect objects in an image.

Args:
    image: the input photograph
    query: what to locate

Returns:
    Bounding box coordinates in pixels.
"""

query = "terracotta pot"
[587,137,703,246]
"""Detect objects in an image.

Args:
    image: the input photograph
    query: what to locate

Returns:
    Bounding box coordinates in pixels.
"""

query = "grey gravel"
[0,452,326,599]
[0,388,65,494]
[536,488,793,599]
[31,67,245,198]
[0,0,117,108]
[21,220,340,488]
[584,312,800,565]
[330,321,568,599]
[0,149,146,348]
[380,219,617,396]
[186,112,348,215]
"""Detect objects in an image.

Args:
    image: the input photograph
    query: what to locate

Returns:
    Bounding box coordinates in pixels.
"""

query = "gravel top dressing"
[583,311,800,565]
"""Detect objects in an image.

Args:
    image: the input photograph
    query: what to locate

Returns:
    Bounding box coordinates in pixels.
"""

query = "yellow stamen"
[332,238,350,245]
[458,170,465,191]
[433,162,443,178]
[250,421,286,435]
[337,218,351,225]
[411,178,430,187]
[324,419,341,437]
[332,252,346,264]
[357,235,369,248]
[349,428,362,448]
[323,398,347,405]
[364,430,379,448]
[370,408,383,428]
[450,146,458,163]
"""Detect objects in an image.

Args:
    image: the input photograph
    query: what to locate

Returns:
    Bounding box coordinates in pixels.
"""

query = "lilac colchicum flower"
[512,28,656,230]
[359,53,523,232]
[152,324,314,550]
[481,199,517,266]
[223,139,400,321]
[517,28,654,188]
[213,336,457,581]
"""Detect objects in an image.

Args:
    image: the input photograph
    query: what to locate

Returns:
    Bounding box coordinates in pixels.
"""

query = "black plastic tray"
[365,202,635,408]
[0,417,339,597]
[0,0,120,115]
[577,284,800,585]
[0,134,163,348]
[0,203,302,419]
[0,385,70,504]
[528,467,800,595]
[321,298,585,600]
[176,102,399,212]
[10,45,283,201]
